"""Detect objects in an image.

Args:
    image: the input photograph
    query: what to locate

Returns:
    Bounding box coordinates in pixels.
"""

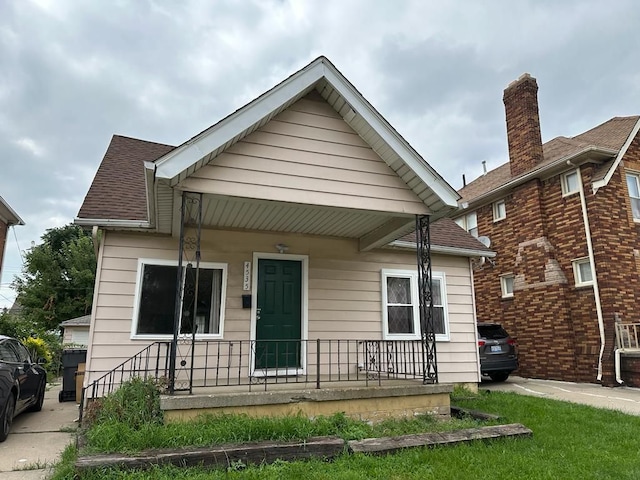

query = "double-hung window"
[455,212,478,237]
[493,200,506,222]
[561,170,580,196]
[381,269,449,341]
[572,257,593,287]
[132,259,227,338]
[626,173,640,221]
[500,274,515,298]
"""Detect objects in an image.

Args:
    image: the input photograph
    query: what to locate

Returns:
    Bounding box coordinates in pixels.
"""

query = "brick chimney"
[503,73,544,177]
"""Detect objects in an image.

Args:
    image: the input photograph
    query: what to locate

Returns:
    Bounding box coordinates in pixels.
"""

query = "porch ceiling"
[167,193,415,249]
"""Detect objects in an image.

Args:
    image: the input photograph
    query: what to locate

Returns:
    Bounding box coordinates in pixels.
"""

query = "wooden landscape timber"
[348,423,532,455]
[75,424,532,473]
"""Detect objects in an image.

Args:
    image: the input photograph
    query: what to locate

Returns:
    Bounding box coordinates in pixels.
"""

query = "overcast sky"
[1,0,639,309]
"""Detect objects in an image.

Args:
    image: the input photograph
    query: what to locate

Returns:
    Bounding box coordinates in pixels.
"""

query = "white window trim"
[381,269,449,342]
[455,211,478,237]
[572,257,593,287]
[500,273,515,298]
[561,170,580,197]
[626,172,640,222]
[131,258,228,340]
[493,200,506,222]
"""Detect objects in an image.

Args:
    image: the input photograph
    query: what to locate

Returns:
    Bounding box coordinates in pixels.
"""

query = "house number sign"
[243,262,251,291]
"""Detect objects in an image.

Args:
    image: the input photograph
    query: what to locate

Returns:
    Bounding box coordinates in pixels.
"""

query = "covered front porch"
[81,336,455,423]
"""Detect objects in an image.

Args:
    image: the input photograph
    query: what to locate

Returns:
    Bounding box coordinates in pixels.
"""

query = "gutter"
[461,146,617,210]
[576,166,606,382]
[74,218,151,229]
[389,240,496,258]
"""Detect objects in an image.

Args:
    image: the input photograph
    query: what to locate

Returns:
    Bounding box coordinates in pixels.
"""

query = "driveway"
[482,376,640,415]
[0,382,78,479]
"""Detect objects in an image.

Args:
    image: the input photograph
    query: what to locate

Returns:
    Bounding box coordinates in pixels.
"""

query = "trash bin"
[59,349,87,402]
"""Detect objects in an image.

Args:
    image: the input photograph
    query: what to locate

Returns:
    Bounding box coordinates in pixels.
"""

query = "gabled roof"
[77,135,175,224]
[460,116,640,205]
[0,195,24,226]
[150,56,459,218]
[60,314,91,327]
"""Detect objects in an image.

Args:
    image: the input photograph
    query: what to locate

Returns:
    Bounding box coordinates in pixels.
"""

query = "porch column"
[169,192,187,394]
[169,191,203,394]
[416,215,437,384]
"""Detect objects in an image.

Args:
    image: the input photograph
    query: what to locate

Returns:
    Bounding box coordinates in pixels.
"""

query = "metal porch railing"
[80,339,427,421]
[616,323,640,350]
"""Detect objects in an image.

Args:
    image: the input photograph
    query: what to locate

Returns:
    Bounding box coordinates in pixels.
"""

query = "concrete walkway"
[482,376,640,415]
[0,382,78,479]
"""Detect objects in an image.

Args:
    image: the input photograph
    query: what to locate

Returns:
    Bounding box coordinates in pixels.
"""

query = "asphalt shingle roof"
[77,135,175,221]
[459,116,639,204]
[401,218,493,255]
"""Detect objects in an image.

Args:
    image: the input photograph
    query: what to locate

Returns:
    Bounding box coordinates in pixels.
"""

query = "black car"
[477,322,518,382]
[0,335,47,442]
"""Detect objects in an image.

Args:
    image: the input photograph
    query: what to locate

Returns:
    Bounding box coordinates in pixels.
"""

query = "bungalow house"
[75,57,492,421]
[457,73,640,387]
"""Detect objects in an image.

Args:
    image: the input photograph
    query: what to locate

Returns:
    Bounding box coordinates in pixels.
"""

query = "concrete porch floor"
[160,378,454,424]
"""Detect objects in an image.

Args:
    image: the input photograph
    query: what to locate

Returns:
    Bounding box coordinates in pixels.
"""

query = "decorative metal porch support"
[168,191,203,394]
[416,214,437,384]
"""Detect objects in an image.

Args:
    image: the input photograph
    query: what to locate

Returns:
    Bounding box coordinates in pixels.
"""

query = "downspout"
[576,166,606,381]
[469,257,482,384]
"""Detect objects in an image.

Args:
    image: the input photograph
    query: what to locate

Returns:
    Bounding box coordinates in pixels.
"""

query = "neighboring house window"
[132,259,227,338]
[500,274,515,298]
[381,269,449,341]
[626,173,640,221]
[561,170,580,196]
[493,200,506,222]
[455,211,478,237]
[572,257,593,287]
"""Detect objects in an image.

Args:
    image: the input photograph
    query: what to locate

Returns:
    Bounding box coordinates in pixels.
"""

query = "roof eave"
[388,240,496,258]
[320,64,460,211]
[154,59,326,181]
[462,146,617,209]
[74,217,152,229]
[0,196,24,226]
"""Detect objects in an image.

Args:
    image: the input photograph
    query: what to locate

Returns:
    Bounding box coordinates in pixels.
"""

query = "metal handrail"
[79,339,427,422]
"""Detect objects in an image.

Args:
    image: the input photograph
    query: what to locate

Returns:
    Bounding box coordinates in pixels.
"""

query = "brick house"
[456,73,640,387]
[0,196,23,280]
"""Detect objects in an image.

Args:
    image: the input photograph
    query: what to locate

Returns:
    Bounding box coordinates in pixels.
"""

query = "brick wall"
[471,157,640,385]
[621,355,640,387]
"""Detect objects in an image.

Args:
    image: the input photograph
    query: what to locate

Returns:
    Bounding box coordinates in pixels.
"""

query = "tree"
[13,224,96,331]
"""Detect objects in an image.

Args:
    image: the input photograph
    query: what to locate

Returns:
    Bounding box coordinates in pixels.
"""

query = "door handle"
[256,307,261,321]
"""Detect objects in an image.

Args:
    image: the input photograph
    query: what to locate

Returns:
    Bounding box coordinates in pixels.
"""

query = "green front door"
[255,259,302,370]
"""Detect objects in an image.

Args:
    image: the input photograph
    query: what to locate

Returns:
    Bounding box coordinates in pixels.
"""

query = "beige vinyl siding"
[85,229,480,386]
[177,97,428,215]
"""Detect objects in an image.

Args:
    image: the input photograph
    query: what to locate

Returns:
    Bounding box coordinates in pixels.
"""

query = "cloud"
[1,0,640,308]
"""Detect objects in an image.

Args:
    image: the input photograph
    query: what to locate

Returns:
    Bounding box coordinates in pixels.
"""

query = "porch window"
[381,269,449,341]
[132,259,227,338]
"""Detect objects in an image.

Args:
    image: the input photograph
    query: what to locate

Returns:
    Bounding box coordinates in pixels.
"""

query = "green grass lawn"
[52,386,640,480]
